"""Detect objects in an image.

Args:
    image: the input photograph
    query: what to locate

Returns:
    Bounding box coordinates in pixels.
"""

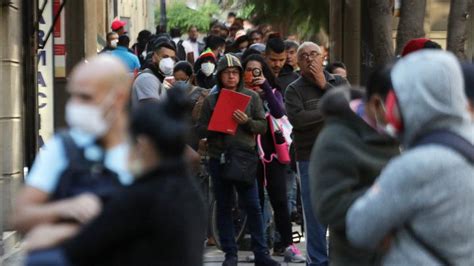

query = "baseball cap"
[111,19,127,31]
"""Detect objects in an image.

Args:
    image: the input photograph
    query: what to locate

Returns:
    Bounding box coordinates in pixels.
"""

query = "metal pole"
[160,0,167,31]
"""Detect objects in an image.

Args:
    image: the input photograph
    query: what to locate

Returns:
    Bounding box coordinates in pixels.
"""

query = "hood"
[216,54,244,91]
[320,86,365,118]
[391,50,471,147]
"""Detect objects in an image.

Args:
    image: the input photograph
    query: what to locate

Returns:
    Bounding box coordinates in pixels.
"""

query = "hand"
[233,110,249,125]
[23,223,80,251]
[309,62,327,89]
[59,193,102,224]
[252,76,266,87]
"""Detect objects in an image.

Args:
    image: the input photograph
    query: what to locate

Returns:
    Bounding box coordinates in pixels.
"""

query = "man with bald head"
[285,42,348,266]
[12,55,133,239]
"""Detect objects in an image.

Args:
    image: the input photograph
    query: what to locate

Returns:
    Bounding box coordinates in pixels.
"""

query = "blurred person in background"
[461,63,474,120]
[131,30,152,66]
[284,40,300,73]
[99,32,119,54]
[111,35,141,73]
[325,62,347,79]
[183,25,205,63]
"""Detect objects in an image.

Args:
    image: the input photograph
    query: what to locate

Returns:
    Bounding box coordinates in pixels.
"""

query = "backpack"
[51,131,123,202]
[405,130,474,266]
[176,40,187,61]
[191,89,210,122]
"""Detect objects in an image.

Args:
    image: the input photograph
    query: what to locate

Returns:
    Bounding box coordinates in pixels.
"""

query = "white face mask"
[110,39,118,48]
[201,62,215,77]
[65,92,116,138]
[159,57,175,76]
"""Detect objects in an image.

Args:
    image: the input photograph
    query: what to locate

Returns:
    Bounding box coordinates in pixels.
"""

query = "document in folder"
[208,89,251,135]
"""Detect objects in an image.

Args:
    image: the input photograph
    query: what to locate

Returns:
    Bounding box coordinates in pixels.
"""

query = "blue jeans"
[210,159,269,258]
[297,161,328,266]
[26,248,70,266]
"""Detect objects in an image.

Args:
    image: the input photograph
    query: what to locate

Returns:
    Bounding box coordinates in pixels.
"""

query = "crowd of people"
[10,12,474,266]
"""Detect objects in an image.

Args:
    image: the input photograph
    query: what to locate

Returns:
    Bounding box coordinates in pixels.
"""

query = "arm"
[285,85,324,129]
[133,74,160,102]
[261,81,286,118]
[346,157,419,250]
[309,129,365,230]
[241,93,267,135]
[197,97,212,139]
[24,223,80,251]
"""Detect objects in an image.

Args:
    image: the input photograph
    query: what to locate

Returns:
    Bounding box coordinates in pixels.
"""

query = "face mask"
[201,62,215,77]
[110,40,118,48]
[65,92,116,138]
[159,57,175,76]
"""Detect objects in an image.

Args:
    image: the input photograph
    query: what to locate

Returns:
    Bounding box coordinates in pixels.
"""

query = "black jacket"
[277,64,300,96]
[285,71,348,160]
[308,87,400,266]
[63,162,206,266]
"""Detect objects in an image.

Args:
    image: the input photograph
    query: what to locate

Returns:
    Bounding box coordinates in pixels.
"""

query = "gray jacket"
[346,50,474,265]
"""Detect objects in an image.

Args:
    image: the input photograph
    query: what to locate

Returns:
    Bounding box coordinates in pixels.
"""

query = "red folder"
[208,89,251,135]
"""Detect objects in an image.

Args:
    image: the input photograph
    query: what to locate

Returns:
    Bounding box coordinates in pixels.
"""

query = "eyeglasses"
[222,69,240,76]
[299,51,321,60]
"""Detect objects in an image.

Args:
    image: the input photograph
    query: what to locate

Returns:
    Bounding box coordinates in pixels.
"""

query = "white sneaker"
[283,244,306,263]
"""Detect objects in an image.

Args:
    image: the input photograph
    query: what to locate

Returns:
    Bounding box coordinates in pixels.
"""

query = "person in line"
[170,27,194,63]
[309,66,400,266]
[461,63,474,120]
[197,54,280,266]
[346,50,474,265]
[243,54,306,263]
[25,87,207,266]
[111,19,127,36]
[132,36,176,106]
[284,40,300,73]
[111,35,141,73]
[183,25,205,63]
[12,55,133,257]
[249,30,265,45]
[325,61,347,79]
[265,37,299,96]
[226,12,237,28]
[99,32,119,54]
[195,50,218,90]
[131,30,152,66]
[285,42,348,266]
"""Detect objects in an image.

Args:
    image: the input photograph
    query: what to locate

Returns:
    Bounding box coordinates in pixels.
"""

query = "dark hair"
[424,40,442,50]
[366,64,393,100]
[284,40,299,50]
[173,61,194,77]
[266,37,285,54]
[118,35,130,47]
[228,12,237,18]
[130,85,190,159]
[170,27,181,38]
[106,32,118,41]
[249,30,263,38]
[461,63,474,102]
[325,61,347,74]
[242,54,281,91]
[137,30,152,43]
[188,25,198,32]
[241,48,262,61]
[205,35,226,50]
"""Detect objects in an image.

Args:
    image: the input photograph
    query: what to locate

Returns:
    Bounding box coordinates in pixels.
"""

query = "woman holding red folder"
[197,54,280,266]
[242,54,305,263]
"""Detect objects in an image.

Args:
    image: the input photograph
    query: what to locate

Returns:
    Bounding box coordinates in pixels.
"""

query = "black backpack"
[176,40,187,61]
[51,131,123,202]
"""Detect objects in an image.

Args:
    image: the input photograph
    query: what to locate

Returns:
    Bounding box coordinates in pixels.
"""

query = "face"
[188,27,199,41]
[250,33,263,45]
[266,50,287,76]
[174,70,190,82]
[68,73,110,107]
[221,67,240,90]
[153,47,176,65]
[107,33,119,47]
[298,44,323,75]
[333,67,347,78]
[286,47,298,68]
[244,60,262,88]
[239,41,249,51]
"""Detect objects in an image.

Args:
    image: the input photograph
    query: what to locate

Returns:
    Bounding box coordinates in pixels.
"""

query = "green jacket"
[309,87,400,266]
[197,86,267,159]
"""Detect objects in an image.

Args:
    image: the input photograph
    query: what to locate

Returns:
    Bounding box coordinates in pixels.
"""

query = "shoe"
[283,244,306,263]
[255,254,280,266]
[222,255,238,266]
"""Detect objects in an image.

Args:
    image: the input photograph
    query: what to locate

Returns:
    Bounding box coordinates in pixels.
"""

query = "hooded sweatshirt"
[309,87,400,266]
[197,54,267,159]
[346,50,474,265]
